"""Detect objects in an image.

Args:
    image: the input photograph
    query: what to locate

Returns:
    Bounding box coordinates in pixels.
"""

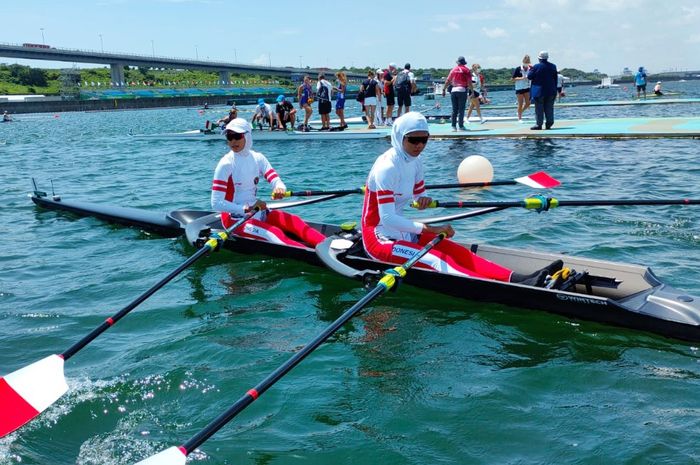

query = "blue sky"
[3,0,699,75]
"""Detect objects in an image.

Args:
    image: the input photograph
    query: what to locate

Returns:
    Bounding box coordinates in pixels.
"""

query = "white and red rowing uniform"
[211,136,323,248]
[361,113,513,280]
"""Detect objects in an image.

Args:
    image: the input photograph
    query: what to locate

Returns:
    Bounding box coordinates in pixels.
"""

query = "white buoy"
[457,155,494,183]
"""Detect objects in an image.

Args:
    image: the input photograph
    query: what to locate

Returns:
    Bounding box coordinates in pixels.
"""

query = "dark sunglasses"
[225,131,246,141]
[406,135,430,145]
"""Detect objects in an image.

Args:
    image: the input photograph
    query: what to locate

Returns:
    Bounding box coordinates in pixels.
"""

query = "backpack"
[395,71,411,92]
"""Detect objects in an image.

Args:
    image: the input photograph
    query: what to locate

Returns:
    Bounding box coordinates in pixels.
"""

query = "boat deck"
[427,116,700,139]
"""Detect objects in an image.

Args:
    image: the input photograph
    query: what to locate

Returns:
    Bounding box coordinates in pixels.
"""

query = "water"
[2,82,700,464]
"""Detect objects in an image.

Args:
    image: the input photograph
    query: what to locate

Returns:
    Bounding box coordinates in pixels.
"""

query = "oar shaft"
[61,246,210,360]
[180,233,447,454]
[426,180,515,190]
[62,210,257,361]
[555,199,700,207]
[285,188,363,197]
[422,198,700,210]
[183,283,386,453]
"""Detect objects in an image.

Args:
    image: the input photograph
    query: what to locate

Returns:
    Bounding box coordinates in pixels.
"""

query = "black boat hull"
[30,193,700,341]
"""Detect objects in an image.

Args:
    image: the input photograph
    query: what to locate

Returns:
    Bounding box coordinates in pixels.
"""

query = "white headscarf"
[390,112,430,162]
[224,117,253,156]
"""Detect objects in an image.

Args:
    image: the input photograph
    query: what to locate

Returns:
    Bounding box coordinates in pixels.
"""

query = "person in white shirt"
[251,98,276,131]
[211,118,325,247]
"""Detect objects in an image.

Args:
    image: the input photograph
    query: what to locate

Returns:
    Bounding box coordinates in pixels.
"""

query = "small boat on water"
[128,127,389,141]
[595,77,620,89]
[30,191,700,342]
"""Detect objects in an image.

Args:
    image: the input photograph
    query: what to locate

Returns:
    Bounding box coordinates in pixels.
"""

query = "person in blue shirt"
[635,67,648,99]
[527,51,558,130]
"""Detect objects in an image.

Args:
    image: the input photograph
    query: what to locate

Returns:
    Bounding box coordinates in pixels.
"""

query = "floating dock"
[427,116,700,139]
[478,97,700,110]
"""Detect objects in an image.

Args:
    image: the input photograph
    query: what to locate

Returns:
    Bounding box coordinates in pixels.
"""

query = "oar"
[0,208,258,438]
[282,171,559,198]
[134,233,448,465]
[413,196,700,210]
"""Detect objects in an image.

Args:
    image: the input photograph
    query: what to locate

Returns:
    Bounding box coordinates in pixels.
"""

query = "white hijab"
[225,117,254,157]
[390,112,429,163]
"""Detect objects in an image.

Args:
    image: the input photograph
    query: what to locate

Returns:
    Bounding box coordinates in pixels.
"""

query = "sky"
[2,0,699,75]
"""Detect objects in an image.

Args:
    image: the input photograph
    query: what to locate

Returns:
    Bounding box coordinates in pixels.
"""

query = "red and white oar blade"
[134,446,187,465]
[0,354,68,437]
[515,171,560,189]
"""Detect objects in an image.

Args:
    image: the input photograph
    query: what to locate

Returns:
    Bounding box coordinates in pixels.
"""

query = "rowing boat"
[128,127,389,141]
[30,192,700,341]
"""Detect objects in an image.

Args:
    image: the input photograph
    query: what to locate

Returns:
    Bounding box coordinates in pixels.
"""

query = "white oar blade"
[135,446,187,465]
[0,354,68,437]
[515,171,561,189]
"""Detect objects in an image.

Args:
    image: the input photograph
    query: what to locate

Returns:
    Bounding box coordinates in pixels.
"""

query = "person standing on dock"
[635,66,648,99]
[443,56,473,131]
[395,63,415,117]
[361,112,562,285]
[466,63,486,124]
[297,75,314,132]
[316,73,333,131]
[527,51,558,130]
[382,63,397,125]
[512,55,532,122]
[360,70,380,129]
[211,118,325,248]
[334,71,348,129]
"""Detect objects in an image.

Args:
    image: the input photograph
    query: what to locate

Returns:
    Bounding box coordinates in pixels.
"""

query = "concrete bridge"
[0,42,371,86]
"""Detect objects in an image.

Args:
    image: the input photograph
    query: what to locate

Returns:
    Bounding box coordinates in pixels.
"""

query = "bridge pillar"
[219,71,231,85]
[110,64,125,87]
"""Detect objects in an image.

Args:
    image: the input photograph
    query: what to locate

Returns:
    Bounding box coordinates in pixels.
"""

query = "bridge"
[0,42,370,86]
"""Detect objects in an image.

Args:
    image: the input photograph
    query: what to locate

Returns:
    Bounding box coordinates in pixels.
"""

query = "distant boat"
[594,77,620,89]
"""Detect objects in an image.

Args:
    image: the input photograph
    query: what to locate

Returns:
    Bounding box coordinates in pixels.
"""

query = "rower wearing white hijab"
[211,118,325,248]
[361,112,562,284]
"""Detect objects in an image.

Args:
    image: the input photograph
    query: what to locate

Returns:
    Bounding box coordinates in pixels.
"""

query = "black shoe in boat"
[510,260,564,287]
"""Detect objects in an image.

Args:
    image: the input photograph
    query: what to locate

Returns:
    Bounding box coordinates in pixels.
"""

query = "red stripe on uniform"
[247,388,259,400]
[267,173,279,182]
[378,197,394,204]
[413,181,424,188]
[377,190,393,195]
[212,180,227,186]
[413,188,426,195]
[212,186,227,192]
[0,378,40,436]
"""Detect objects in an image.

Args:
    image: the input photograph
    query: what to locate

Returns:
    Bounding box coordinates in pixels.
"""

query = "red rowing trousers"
[363,228,513,281]
[221,210,325,248]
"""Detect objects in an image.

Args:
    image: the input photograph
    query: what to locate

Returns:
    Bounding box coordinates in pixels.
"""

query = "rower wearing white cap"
[211,118,325,248]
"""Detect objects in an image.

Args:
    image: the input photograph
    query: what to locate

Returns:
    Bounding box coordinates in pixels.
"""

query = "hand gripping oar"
[133,233,448,465]
[412,196,700,210]
[0,209,259,438]
[282,171,559,197]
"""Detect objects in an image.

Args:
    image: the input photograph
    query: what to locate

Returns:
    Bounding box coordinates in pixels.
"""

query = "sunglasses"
[406,135,430,145]
[225,131,246,141]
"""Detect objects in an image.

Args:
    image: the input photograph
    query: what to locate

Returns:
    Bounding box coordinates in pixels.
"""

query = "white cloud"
[432,21,460,33]
[481,27,507,39]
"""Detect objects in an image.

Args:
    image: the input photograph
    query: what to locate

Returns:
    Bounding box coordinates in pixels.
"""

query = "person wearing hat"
[382,63,398,125]
[275,94,296,130]
[251,98,276,131]
[211,117,325,248]
[527,50,558,130]
[635,66,648,99]
[395,63,416,118]
[653,81,663,96]
[443,56,473,130]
